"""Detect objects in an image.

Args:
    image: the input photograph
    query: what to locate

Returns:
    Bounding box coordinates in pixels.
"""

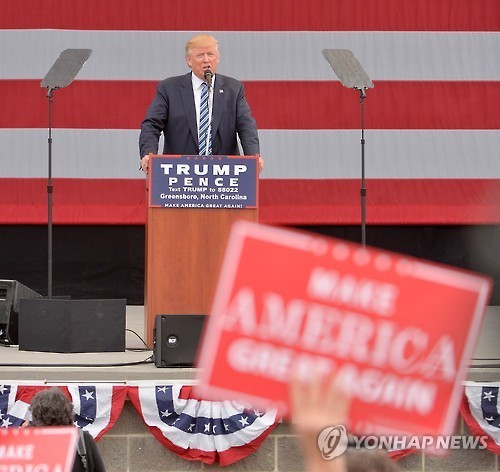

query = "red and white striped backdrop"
[1,0,499,225]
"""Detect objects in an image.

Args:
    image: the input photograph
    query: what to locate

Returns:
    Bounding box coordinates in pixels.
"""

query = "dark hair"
[30,387,74,426]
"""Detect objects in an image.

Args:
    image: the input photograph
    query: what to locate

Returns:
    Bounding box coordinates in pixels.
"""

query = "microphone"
[204,69,213,89]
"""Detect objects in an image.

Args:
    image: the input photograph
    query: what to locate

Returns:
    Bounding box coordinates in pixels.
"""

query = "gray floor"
[0,306,498,383]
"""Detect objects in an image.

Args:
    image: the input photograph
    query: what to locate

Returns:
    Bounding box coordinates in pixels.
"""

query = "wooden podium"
[144,155,258,346]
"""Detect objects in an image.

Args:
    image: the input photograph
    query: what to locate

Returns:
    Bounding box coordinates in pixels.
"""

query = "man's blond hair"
[185,34,219,57]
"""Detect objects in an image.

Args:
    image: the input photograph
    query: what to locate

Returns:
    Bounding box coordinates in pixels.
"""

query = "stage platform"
[0,305,195,383]
[0,305,498,384]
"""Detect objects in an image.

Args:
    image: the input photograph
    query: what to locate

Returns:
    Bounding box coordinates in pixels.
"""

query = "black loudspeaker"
[18,298,126,353]
[153,314,206,367]
[0,279,42,345]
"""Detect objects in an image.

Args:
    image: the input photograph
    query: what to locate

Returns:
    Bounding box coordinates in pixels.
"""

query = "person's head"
[30,387,74,426]
[185,34,220,81]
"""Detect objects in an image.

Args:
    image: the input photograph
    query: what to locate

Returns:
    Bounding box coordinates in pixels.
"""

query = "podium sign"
[196,221,491,437]
[149,155,258,209]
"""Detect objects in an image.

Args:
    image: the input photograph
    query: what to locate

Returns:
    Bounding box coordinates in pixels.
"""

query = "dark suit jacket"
[139,72,260,157]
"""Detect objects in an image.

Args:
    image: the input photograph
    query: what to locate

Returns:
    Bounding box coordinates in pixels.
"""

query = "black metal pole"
[359,88,367,247]
[47,88,54,298]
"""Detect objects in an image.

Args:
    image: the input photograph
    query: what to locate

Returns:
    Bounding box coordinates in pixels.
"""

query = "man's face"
[186,44,219,81]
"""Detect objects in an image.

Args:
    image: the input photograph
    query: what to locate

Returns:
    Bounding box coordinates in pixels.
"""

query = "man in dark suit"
[139,34,263,173]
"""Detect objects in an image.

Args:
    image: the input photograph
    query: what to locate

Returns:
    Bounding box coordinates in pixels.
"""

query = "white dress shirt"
[191,72,215,137]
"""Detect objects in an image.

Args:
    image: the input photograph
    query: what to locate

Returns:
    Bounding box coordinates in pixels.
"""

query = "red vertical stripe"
[1,0,499,31]
[1,80,498,130]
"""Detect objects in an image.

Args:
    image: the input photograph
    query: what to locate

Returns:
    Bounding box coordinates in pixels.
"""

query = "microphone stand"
[321,49,373,248]
[206,83,213,156]
[47,88,55,298]
[40,48,92,298]
[357,87,367,247]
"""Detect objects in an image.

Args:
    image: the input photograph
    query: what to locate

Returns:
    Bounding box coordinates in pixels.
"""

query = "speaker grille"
[153,314,206,367]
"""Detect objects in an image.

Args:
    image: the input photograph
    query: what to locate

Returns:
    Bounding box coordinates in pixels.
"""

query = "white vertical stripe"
[1,30,498,81]
[3,129,499,179]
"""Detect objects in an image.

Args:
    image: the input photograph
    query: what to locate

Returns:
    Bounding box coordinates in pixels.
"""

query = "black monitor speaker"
[18,298,126,353]
[0,279,42,345]
[153,314,206,367]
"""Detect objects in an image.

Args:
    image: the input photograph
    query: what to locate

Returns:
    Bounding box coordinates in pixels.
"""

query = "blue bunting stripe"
[68,384,127,440]
[155,385,262,435]
[481,386,500,429]
[0,384,25,428]
[70,385,98,428]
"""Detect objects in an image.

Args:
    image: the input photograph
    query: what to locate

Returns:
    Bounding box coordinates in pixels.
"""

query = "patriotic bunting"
[0,384,128,438]
[0,384,278,466]
[128,385,278,466]
[461,383,500,454]
[2,383,500,463]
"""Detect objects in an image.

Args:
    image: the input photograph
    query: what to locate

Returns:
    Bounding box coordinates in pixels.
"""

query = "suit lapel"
[179,73,198,148]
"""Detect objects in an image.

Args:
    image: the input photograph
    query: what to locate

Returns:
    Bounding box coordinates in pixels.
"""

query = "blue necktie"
[198,82,211,155]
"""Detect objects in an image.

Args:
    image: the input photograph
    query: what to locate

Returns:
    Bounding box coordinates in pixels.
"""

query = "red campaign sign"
[196,221,491,437]
[0,426,78,472]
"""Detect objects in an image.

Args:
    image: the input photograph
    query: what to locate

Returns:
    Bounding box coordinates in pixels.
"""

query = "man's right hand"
[141,155,150,174]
